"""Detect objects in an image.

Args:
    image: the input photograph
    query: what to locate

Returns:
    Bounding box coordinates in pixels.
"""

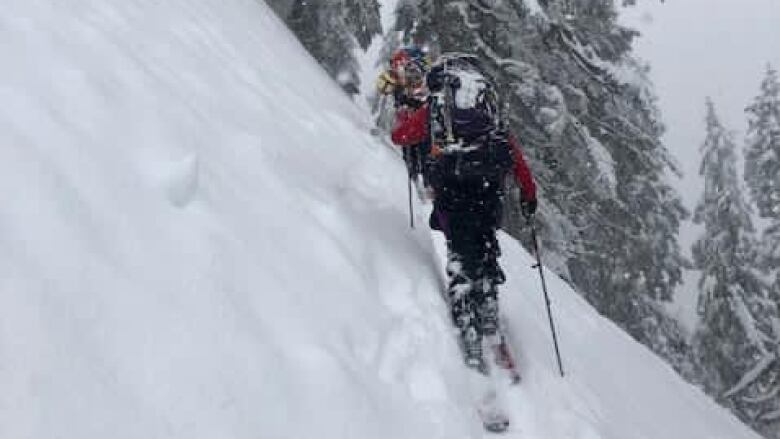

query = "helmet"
[390,48,411,71]
[391,46,429,70]
[390,46,430,88]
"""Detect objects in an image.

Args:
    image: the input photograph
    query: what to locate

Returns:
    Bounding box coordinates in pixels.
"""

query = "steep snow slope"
[0,1,474,438]
[0,1,761,439]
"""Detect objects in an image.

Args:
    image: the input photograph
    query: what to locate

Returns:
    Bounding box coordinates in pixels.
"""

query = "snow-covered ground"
[0,0,762,438]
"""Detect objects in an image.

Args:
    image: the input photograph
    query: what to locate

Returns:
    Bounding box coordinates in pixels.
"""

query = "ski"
[480,400,510,433]
[466,364,511,434]
[487,319,521,385]
[427,229,516,433]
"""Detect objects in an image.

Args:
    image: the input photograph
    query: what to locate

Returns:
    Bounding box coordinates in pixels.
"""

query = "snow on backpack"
[426,54,513,183]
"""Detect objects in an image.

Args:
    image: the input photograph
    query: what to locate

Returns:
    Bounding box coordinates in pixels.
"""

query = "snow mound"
[0,1,761,439]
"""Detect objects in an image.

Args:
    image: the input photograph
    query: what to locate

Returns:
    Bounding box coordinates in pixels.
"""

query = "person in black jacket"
[391,54,538,371]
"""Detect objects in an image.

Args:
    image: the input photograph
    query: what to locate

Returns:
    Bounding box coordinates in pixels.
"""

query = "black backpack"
[426,54,513,185]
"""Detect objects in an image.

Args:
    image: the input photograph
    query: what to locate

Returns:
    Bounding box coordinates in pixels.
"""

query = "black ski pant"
[402,141,432,184]
[429,177,506,338]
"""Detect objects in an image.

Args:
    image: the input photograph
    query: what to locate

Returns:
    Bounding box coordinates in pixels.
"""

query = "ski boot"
[478,294,499,336]
[462,326,488,374]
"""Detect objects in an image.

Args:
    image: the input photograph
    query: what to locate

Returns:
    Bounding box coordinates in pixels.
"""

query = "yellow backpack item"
[376,70,398,95]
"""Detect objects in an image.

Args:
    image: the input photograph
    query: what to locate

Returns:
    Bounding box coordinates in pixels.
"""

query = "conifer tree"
[693,99,779,434]
[745,65,780,305]
[273,0,381,95]
[344,0,382,50]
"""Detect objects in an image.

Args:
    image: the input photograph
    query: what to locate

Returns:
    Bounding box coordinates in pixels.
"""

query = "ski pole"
[408,173,415,229]
[529,218,565,377]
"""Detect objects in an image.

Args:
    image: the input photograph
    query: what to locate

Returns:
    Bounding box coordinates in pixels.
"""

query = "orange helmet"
[390,47,428,88]
[390,49,412,71]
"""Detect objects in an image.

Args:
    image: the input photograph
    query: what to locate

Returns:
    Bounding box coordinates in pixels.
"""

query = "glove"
[395,90,425,109]
[520,199,537,219]
[426,64,459,92]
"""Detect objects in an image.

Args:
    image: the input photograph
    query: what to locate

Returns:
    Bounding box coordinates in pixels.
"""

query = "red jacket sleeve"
[391,105,429,146]
[509,136,537,202]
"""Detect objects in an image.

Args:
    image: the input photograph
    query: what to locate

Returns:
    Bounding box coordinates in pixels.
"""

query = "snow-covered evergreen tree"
[693,99,779,435]
[270,0,381,95]
[344,0,382,50]
[745,65,780,220]
[745,65,780,311]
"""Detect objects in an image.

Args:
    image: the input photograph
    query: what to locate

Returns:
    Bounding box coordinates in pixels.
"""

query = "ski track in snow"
[0,1,764,439]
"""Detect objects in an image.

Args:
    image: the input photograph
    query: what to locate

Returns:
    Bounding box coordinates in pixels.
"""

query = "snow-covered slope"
[0,1,761,438]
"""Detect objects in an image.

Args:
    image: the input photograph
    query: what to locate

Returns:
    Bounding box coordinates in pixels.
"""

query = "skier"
[390,54,537,372]
[376,46,432,184]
